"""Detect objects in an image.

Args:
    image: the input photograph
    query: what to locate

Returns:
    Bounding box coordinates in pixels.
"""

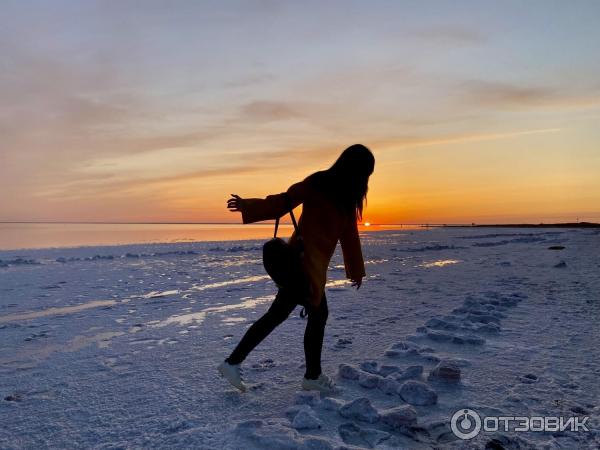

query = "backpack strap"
[278,192,308,319]
[273,193,299,238]
[283,193,300,235]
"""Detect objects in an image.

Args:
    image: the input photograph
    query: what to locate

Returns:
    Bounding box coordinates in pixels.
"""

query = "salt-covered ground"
[1,228,599,449]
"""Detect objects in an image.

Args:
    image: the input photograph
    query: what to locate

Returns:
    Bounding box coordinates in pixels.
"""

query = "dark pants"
[225,287,328,380]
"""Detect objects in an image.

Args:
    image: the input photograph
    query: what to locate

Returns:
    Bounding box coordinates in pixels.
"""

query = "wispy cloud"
[459,80,600,110]
[33,165,264,201]
[375,128,563,152]
[64,126,563,199]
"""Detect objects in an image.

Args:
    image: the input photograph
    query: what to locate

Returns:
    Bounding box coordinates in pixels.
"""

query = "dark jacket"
[241,176,366,306]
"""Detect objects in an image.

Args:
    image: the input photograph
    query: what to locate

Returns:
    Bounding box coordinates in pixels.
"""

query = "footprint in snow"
[333,337,352,350]
[250,358,276,371]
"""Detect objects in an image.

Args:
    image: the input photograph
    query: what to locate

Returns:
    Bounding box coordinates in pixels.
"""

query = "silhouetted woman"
[218,144,375,393]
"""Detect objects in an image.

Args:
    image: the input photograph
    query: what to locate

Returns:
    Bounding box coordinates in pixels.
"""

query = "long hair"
[308,144,375,221]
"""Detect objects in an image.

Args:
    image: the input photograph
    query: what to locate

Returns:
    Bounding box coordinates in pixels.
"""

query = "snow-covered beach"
[1,227,598,449]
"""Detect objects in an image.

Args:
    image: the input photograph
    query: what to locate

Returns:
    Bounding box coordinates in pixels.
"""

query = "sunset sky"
[1,1,599,224]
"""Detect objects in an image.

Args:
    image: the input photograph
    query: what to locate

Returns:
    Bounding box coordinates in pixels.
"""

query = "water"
[0,222,420,250]
[0,223,290,250]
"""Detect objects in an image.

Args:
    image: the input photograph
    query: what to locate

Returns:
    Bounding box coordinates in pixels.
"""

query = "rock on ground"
[379,405,418,429]
[398,380,438,406]
[428,361,461,383]
[339,397,380,423]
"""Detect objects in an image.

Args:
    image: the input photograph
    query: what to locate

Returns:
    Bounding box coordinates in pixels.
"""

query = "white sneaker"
[301,373,336,393]
[218,361,247,392]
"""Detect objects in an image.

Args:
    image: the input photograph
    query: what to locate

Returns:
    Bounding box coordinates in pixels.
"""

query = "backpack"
[262,193,308,317]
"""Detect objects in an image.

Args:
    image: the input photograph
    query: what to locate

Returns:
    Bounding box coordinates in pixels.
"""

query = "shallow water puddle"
[326,279,351,288]
[221,317,247,324]
[420,259,461,268]
[0,299,117,323]
[365,258,389,265]
[139,289,180,299]
[151,295,273,327]
[130,275,270,302]
[1,276,272,324]
[188,275,269,292]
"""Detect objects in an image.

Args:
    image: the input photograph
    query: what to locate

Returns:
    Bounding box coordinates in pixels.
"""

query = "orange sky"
[1,2,599,224]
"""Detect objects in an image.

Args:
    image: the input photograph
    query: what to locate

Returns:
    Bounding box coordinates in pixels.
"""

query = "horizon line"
[0,220,449,225]
[0,220,597,226]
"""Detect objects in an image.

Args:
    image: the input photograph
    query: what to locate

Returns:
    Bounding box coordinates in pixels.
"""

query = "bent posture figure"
[219,144,375,393]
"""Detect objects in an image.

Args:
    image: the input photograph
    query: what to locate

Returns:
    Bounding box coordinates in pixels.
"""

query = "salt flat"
[1,228,598,449]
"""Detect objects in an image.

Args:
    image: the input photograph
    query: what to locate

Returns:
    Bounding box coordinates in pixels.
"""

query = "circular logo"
[451,408,482,440]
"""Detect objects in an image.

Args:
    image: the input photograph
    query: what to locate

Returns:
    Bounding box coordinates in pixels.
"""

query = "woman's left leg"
[226,287,297,365]
[303,294,329,380]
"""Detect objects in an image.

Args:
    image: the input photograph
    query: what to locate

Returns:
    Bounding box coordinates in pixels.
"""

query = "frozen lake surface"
[1,228,598,449]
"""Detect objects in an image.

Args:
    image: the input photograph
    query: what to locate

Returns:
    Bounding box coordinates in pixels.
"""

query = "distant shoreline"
[443,222,600,229]
[0,221,598,229]
[0,221,597,251]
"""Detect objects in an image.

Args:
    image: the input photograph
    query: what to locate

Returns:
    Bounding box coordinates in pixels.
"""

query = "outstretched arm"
[227,179,308,224]
[227,194,245,213]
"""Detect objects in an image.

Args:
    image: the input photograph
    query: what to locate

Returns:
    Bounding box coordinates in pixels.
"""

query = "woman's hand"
[227,194,245,213]
[351,277,363,290]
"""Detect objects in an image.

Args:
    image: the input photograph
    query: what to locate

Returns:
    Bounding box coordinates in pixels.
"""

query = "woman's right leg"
[225,288,297,365]
[303,294,329,380]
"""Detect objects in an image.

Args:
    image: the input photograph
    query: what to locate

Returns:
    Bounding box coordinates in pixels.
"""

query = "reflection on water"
[140,289,181,299]
[132,275,270,303]
[157,278,351,327]
[153,295,273,327]
[0,276,270,323]
[326,279,351,288]
[221,317,247,324]
[0,222,428,250]
[189,275,269,292]
[0,299,117,323]
[421,259,461,268]
[365,258,389,265]
[0,223,295,250]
